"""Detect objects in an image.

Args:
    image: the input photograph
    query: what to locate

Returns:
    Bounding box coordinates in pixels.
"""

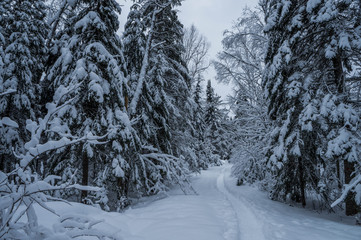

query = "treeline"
[218,1,361,216]
[0,0,231,237]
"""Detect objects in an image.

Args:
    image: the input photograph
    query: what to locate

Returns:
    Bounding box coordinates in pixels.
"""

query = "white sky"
[118,0,259,101]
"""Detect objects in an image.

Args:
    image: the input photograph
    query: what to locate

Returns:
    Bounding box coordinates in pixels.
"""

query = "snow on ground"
[37,162,361,240]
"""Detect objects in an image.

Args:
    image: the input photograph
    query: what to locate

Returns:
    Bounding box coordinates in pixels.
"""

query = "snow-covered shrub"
[0,84,116,238]
[50,214,122,240]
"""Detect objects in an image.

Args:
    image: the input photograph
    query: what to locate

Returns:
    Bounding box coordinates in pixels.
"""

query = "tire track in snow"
[216,166,266,240]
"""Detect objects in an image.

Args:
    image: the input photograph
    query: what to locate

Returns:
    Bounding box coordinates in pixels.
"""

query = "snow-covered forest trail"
[38,163,361,240]
[119,163,247,240]
[216,166,265,240]
[214,164,360,240]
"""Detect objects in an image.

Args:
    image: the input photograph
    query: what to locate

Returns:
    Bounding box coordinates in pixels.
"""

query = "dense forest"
[0,0,360,238]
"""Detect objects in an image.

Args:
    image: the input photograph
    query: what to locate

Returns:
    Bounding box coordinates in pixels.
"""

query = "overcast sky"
[118,0,259,101]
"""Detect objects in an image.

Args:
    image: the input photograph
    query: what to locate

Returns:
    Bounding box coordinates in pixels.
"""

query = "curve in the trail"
[216,166,266,240]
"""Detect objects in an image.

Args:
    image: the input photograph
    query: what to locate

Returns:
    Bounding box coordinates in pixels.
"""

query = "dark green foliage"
[124,0,195,163]
[0,0,48,171]
[45,0,135,209]
[263,0,361,212]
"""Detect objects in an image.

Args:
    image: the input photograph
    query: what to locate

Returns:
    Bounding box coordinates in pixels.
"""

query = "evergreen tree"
[0,1,9,73]
[204,80,227,164]
[125,0,196,168]
[41,0,194,202]
[0,0,48,172]
[153,2,195,165]
[45,0,135,209]
[123,2,146,100]
[306,0,361,215]
[192,78,209,169]
[263,0,361,212]
[263,0,325,207]
[205,80,220,125]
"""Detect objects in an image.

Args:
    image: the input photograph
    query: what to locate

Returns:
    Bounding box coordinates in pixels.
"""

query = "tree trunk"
[298,158,306,207]
[117,176,128,197]
[344,159,358,216]
[336,160,342,189]
[332,54,345,95]
[0,154,4,172]
[125,94,129,111]
[116,176,129,210]
[81,150,89,202]
[333,54,358,215]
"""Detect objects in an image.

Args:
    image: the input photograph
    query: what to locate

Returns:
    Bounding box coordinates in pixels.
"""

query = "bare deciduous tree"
[182,24,211,84]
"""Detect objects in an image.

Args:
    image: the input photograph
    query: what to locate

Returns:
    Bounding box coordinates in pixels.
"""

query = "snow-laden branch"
[18,80,110,168]
[150,40,166,50]
[0,89,16,97]
[331,174,361,208]
[0,157,105,239]
[0,117,19,128]
[138,150,194,195]
[128,3,170,115]
[128,9,157,115]
[0,78,115,239]
[20,132,109,168]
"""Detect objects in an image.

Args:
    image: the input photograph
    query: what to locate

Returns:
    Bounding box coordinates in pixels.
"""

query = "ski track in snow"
[37,163,361,240]
[216,166,265,240]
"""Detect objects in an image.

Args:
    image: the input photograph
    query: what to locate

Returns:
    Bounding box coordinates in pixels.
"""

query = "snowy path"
[38,163,361,240]
[120,163,244,240]
[217,166,265,240]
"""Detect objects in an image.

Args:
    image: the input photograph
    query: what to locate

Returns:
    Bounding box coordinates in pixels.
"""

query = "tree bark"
[333,53,358,215]
[81,149,89,202]
[344,159,358,215]
[298,157,306,207]
[336,160,342,189]
[0,154,4,172]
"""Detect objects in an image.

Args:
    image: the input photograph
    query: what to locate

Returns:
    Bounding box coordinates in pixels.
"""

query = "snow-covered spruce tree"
[123,2,146,84]
[0,0,48,173]
[0,0,12,62]
[191,78,209,169]
[204,80,229,164]
[214,7,270,185]
[41,0,82,114]
[305,0,361,215]
[263,0,361,213]
[0,1,8,105]
[193,79,204,136]
[125,0,198,171]
[123,1,160,156]
[45,0,137,209]
[263,0,321,207]
[158,5,197,170]
[146,0,194,162]
[122,2,146,115]
[40,0,192,201]
[205,80,220,129]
